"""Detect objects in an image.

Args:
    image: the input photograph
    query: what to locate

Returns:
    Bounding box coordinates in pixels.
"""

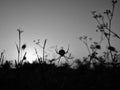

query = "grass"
[0,60,120,90]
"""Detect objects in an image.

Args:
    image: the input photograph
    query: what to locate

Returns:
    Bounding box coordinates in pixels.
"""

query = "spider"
[55,45,70,63]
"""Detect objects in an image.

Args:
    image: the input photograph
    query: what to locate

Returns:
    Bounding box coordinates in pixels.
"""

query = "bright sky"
[0,0,120,62]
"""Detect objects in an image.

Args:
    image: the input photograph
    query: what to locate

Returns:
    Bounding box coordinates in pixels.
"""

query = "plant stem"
[107,2,116,61]
[43,39,47,61]
[84,42,91,55]
[18,30,20,63]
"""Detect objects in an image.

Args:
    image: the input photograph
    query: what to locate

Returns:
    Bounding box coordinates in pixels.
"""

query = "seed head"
[96,45,101,49]
[22,44,27,50]
[107,46,116,52]
[112,0,118,4]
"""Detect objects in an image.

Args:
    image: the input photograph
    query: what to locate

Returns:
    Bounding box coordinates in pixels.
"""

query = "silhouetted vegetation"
[0,58,120,90]
[0,0,120,90]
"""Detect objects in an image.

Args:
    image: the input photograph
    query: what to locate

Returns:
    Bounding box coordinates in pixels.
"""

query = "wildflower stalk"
[79,36,91,55]
[0,50,5,65]
[17,29,24,64]
[92,0,118,62]
[107,0,116,61]
[34,39,47,62]
[43,39,47,61]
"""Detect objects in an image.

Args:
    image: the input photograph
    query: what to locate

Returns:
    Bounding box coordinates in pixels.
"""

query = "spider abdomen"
[59,50,65,56]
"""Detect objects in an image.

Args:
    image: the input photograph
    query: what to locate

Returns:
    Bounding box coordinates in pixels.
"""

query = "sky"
[0,0,120,62]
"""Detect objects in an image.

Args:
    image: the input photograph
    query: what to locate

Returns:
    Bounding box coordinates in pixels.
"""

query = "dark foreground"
[0,62,120,90]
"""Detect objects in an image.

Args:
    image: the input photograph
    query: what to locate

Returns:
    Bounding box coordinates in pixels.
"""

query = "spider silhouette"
[55,45,70,63]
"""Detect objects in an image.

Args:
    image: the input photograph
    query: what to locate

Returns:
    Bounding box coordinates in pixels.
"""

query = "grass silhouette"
[0,60,120,90]
[34,39,47,62]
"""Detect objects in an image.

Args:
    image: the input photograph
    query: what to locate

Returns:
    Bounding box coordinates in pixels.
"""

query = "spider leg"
[64,56,69,63]
[58,56,62,63]
[56,56,61,63]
